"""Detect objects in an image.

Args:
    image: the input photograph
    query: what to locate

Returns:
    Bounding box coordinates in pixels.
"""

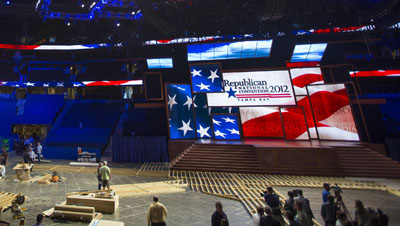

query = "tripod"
[335,192,352,222]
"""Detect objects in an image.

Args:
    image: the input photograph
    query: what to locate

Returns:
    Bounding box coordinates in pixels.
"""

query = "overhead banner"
[207,70,296,107]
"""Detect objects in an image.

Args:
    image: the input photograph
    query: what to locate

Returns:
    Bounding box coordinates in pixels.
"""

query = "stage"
[168,139,400,178]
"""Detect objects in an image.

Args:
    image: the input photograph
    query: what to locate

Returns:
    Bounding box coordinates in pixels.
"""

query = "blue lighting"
[290,43,327,62]
[40,0,142,21]
[6,1,10,5]
[187,40,273,61]
[147,58,173,69]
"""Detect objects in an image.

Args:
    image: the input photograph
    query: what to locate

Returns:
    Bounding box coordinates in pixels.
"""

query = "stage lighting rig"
[37,0,143,21]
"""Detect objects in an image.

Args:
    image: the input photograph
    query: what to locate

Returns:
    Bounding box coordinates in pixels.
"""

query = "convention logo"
[223,78,291,102]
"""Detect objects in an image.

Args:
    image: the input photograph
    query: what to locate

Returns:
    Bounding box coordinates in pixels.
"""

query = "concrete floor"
[1,152,400,226]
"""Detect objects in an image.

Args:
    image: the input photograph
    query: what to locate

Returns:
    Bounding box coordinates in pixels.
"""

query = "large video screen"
[307,84,359,141]
[187,40,273,61]
[207,70,296,107]
[290,67,324,95]
[290,43,327,62]
[240,107,284,138]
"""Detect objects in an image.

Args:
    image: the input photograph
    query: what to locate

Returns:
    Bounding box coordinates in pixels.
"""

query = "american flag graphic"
[212,114,241,140]
[166,84,197,139]
[290,67,324,96]
[190,63,224,93]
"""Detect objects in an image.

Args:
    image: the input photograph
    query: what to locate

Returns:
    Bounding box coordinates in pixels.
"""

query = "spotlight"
[67,22,71,26]
[81,4,85,7]
[6,1,10,5]
[116,22,120,27]
[131,11,135,15]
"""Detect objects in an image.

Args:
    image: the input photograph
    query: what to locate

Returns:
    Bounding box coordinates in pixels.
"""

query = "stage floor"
[193,138,365,148]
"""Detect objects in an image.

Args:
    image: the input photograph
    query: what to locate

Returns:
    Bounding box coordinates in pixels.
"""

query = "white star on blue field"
[212,114,241,140]
[190,63,224,93]
[166,84,197,139]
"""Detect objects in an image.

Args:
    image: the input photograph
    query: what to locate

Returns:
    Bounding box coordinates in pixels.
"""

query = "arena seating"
[44,101,121,159]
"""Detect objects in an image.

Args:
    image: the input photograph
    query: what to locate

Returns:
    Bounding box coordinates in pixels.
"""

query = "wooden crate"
[66,195,119,214]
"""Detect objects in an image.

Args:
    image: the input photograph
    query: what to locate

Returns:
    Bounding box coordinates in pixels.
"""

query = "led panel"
[349,70,400,77]
[212,114,241,140]
[290,43,327,62]
[206,70,296,107]
[187,40,273,61]
[147,58,173,69]
[307,84,359,141]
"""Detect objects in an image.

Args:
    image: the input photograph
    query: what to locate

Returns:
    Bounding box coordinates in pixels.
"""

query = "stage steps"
[336,147,400,178]
[171,144,264,173]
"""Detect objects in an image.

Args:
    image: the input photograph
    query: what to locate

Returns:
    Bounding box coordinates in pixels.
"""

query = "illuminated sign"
[206,70,296,107]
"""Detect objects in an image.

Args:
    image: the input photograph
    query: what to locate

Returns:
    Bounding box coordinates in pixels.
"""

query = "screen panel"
[281,107,310,140]
[307,84,359,141]
[190,63,224,93]
[165,84,197,139]
[290,67,324,95]
[349,70,400,77]
[212,114,241,140]
[240,107,284,138]
[290,43,327,62]
[207,70,296,107]
[193,93,212,139]
[147,58,173,69]
[295,96,318,139]
[187,40,272,61]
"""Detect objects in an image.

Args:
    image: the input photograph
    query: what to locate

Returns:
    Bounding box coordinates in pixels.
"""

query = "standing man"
[1,147,8,166]
[32,213,44,226]
[147,196,168,226]
[28,144,35,163]
[322,183,331,203]
[212,201,228,226]
[253,206,264,226]
[261,187,284,226]
[321,195,337,226]
[100,161,111,190]
[294,190,313,226]
[36,142,42,163]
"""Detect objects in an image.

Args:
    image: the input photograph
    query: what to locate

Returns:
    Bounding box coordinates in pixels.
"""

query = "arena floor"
[1,152,400,226]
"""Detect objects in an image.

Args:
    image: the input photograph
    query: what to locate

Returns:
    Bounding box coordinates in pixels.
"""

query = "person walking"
[147,196,168,226]
[212,201,228,226]
[100,161,111,190]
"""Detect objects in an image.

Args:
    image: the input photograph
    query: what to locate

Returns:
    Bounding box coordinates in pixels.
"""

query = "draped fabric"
[112,136,168,163]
